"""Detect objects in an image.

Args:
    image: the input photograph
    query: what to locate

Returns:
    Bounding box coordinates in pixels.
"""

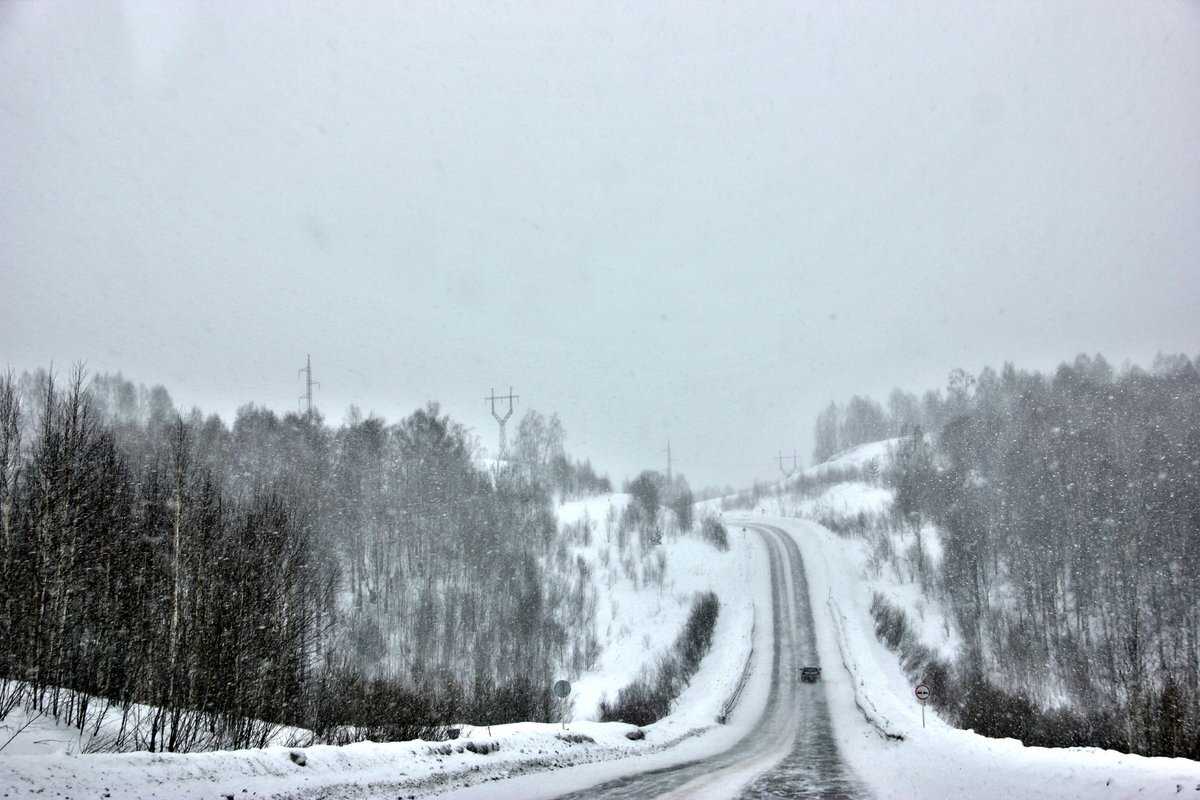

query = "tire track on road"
[551,523,867,800]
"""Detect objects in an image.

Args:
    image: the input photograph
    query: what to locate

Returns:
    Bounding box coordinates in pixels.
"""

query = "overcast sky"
[2,1,1198,489]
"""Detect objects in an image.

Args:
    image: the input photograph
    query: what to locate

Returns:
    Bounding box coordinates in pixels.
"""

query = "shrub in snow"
[599,592,719,727]
[699,516,728,551]
[667,475,694,532]
[626,470,663,526]
[677,592,719,675]
[598,667,671,727]
[869,593,908,650]
[314,667,455,746]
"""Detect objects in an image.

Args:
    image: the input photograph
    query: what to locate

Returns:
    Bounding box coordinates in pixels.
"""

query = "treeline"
[510,410,612,499]
[0,371,327,751]
[0,368,612,750]
[812,368,977,463]
[879,354,1199,758]
[624,469,696,536]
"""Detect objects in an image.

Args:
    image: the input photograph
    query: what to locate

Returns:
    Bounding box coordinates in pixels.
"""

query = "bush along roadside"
[698,516,729,551]
[599,592,720,727]
[868,593,1132,751]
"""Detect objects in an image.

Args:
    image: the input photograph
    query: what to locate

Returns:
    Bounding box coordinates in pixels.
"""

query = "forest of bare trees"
[0,368,612,751]
[826,354,1200,758]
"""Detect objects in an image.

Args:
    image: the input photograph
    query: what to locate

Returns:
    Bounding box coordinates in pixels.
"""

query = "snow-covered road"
[547,522,866,799]
[754,514,1200,800]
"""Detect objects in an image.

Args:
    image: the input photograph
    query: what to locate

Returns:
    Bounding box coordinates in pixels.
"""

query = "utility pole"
[486,387,518,460]
[777,449,798,478]
[298,355,320,418]
[666,440,673,484]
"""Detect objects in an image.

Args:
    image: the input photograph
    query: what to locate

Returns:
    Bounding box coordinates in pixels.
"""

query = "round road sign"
[915,684,931,701]
[553,680,571,699]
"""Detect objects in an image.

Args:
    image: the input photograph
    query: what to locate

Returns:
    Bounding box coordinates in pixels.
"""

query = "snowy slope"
[3,473,1198,799]
[754,515,1200,799]
[0,494,771,799]
[552,494,758,728]
[715,437,1200,798]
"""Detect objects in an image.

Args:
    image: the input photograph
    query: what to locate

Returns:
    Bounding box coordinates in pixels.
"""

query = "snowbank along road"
[553,522,866,799]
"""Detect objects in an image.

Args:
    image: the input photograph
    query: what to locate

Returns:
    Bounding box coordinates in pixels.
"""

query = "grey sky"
[2,1,1198,489]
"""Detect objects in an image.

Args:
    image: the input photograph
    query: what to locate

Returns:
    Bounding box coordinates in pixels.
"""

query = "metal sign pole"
[914,684,931,729]
[553,680,571,731]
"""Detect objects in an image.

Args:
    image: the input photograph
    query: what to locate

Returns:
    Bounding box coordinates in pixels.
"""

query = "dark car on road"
[800,666,822,683]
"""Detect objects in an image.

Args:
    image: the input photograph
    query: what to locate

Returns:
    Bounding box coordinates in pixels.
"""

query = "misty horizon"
[3,1,1198,489]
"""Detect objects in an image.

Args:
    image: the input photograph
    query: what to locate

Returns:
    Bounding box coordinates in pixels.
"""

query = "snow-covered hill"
[549,494,756,727]
[737,516,1199,799]
[0,492,766,798]
[721,439,1200,798]
[2,467,1198,798]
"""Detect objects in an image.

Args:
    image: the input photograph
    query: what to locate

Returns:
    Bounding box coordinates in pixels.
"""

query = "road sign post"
[553,680,571,730]
[915,684,931,728]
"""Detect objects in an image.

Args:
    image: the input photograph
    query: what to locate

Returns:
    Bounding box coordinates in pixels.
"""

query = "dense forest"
[0,368,611,751]
[818,353,1200,758]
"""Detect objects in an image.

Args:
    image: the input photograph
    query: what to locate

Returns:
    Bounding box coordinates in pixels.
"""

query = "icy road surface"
[551,523,866,799]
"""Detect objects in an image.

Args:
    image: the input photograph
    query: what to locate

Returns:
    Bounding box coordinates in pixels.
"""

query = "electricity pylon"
[298,355,320,418]
[486,387,518,460]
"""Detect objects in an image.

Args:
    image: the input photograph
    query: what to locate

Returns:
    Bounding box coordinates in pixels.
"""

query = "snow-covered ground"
[2,469,1198,799]
[713,437,1200,798]
[718,514,1200,799]
[0,493,770,798]
[551,494,757,728]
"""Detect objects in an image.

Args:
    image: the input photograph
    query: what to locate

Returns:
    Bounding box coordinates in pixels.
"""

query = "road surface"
[552,522,867,800]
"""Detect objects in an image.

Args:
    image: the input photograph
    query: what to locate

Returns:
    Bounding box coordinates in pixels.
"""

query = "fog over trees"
[0,368,612,751]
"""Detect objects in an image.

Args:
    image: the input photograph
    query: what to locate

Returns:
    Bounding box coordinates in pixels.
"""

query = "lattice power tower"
[486,387,518,460]
[299,355,320,418]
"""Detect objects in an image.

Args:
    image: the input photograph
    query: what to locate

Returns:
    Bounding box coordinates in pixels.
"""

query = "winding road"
[553,522,867,800]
